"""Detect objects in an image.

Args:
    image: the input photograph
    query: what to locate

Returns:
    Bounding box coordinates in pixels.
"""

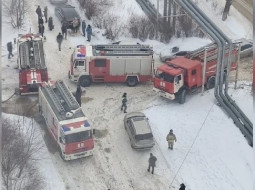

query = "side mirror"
[92,129,96,135]
[59,137,63,143]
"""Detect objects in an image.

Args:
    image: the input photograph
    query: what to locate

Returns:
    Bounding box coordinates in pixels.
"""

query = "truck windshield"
[135,133,153,140]
[156,71,174,83]
[65,130,92,144]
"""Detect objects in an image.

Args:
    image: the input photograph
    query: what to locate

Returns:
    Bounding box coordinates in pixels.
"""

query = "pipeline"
[175,0,252,145]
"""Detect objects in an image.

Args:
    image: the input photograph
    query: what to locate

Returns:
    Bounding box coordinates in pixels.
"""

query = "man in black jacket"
[121,92,127,113]
[36,6,42,22]
[56,33,63,51]
[75,84,82,106]
[147,153,157,174]
[7,42,14,59]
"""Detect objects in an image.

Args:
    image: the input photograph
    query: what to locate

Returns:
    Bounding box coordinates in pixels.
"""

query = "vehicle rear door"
[89,59,109,81]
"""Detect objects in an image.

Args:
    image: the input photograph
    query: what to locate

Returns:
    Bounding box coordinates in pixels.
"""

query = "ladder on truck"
[93,44,153,56]
[43,80,80,120]
[188,43,218,62]
[19,42,30,69]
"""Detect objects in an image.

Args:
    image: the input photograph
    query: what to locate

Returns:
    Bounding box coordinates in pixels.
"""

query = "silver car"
[234,38,253,59]
[160,46,189,62]
[124,112,155,150]
[50,0,68,4]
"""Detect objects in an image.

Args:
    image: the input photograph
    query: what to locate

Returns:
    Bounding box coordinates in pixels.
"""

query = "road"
[233,0,253,22]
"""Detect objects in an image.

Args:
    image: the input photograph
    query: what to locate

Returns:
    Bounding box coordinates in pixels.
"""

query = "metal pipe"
[234,43,241,89]
[185,0,252,144]
[201,47,207,95]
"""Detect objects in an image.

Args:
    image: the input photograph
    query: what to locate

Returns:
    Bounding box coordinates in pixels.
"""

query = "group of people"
[36,5,48,37]
[36,5,93,52]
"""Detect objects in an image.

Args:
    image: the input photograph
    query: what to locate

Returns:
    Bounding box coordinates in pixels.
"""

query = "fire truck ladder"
[93,44,153,56]
[189,44,219,62]
[19,42,30,69]
[44,84,65,116]
[55,80,80,110]
[33,41,42,69]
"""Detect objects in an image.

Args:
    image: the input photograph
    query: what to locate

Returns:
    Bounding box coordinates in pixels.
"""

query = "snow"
[1,0,253,190]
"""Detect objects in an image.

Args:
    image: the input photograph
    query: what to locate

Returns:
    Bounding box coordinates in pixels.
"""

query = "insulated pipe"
[186,0,252,138]
[176,0,252,143]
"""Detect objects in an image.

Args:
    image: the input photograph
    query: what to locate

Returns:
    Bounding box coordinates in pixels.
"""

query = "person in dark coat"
[147,153,157,174]
[56,32,63,51]
[38,17,44,25]
[121,92,127,113]
[75,84,82,106]
[179,183,186,190]
[48,17,54,30]
[36,6,42,21]
[86,24,92,42]
[7,42,14,59]
[43,6,48,23]
[38,24,45,37]
[61,23,68,39]
[81,20,86,37]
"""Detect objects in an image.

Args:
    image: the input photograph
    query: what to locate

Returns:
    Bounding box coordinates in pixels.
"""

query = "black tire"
[79,76,91,87]
[58,148,65,160]
[126,76,138,87]
[178,88,187,104]
[206,76,216,89]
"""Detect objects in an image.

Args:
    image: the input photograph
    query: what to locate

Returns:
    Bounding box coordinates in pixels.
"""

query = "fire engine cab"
[68,44,154,87]
[153,44,238,104]
[39,80,94,160]
[17,34,48,95]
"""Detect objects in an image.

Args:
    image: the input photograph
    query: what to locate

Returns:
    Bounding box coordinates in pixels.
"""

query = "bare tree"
[2,0,28,28]
[2,117,45,190]
[222,0,232,21]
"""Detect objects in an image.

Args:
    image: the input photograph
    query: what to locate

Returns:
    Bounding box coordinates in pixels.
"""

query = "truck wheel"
[79,76,91,87]
[178,88,187,104]
[58,148,65,161]
[126,76,138,87]
[206,76,216,89]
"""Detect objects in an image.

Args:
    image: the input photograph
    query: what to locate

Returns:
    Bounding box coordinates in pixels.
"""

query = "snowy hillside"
[1,0,253,190]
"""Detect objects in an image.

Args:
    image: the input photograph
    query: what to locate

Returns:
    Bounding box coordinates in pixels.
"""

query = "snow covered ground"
[1,0,253,190]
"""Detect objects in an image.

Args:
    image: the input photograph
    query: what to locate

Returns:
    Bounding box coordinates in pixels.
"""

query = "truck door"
[89,59,109,81]
[73,60,86,76]
[174,74,183,93]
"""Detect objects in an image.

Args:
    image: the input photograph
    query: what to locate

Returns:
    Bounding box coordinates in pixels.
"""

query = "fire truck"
[17,34,48,95]
[68,44,153,87]
[153,44,238,104]
[39,80,94,160]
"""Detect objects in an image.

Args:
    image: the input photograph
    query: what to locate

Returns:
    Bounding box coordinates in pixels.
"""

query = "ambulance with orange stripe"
[39,80,94,160]
[68,44,154,87]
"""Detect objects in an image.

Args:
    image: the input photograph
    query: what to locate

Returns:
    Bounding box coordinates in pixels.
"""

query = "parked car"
[124,112,155,150]
[160,46,190,62]
[234,38,253,59]
[50,0,68,4]
[55,4,80,29]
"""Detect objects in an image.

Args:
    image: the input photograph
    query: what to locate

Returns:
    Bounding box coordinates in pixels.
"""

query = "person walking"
[147,153,157,174]
[61,22,68,39]
[38,24,45,37]
[43,6,48,23]
[86,24,92,42]
[56,32,63,51]
[72,17,79,33]
[7,42,14,59]
[36,5,42,22]
[81,20,86,37]
[166,129,177,150]
[179,183,186,190]
[75,84,82,106]
[121,93,127,113]
[38,16,44,25]
[48,17,54,30]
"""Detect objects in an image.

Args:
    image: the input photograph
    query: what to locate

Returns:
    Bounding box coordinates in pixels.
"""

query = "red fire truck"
[68,44,153,87]
[39,80,94,160]
[17,34,48,95]
[153,44,238,104]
